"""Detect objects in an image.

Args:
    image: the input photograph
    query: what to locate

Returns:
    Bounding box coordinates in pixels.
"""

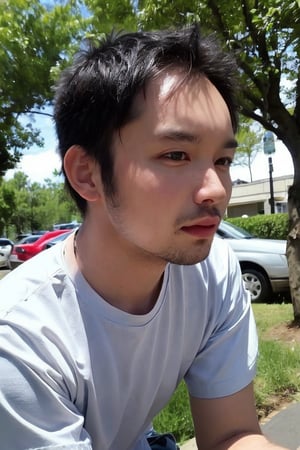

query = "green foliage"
[2,0,300,189]
[138,0,199,29]
[227,213,289,240]
[0,181,16,236]
[0,171,80,238]
[135,0,300,195]
[234,119,263,182]
[0,0,85,175]
[84,0,138,36]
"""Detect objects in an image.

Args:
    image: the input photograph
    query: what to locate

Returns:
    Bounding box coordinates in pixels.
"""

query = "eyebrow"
[155,128,238,149]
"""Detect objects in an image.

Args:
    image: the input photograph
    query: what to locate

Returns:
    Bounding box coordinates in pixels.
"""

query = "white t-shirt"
[0,237,257,450]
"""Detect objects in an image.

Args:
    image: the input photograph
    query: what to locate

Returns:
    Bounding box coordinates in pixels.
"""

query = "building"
[227,174,293,218]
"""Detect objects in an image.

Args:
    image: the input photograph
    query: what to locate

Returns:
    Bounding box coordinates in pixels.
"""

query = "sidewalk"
[262,402,300,449]
[181,401,300,449]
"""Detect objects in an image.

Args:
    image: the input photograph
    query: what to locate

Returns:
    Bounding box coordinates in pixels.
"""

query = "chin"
[179,252,211,266]
[164,245,212,266]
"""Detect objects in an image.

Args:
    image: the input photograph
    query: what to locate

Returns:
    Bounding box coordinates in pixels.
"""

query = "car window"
[18,235,43,244]
[0,238,13,246]
[217,221,254,239]
[47,231,73,244]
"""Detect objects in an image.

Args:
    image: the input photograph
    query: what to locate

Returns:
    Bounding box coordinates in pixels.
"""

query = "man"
[0,25,287,450]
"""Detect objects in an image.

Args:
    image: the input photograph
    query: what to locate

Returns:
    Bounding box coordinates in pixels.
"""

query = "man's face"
[101,73,237,265]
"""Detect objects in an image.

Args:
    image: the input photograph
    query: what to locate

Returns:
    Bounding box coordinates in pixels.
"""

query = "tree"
[0,172,80,237]
[0,181,16,237]
[233,121,263,182]
[0,0,84,175]
[127,0,300,318]
[83,0,137,34]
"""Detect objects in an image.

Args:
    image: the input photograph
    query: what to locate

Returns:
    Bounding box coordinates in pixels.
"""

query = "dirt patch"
[265,320,300,344]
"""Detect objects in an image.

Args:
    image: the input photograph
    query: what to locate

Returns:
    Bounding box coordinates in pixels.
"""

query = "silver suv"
[216,221,290,303]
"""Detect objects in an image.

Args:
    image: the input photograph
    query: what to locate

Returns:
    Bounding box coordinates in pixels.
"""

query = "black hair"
[54,24,239,215]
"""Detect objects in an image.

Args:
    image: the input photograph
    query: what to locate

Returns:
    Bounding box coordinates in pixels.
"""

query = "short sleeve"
[184,241,258,399]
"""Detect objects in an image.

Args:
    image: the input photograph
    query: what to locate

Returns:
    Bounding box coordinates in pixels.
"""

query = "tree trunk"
[286,182,300,321]
[266,110,300,322]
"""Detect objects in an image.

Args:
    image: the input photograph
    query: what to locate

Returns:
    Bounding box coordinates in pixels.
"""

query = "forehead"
[131,72,233,134]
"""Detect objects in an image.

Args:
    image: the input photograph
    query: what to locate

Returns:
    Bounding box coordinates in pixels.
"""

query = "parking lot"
[0,269,10,280]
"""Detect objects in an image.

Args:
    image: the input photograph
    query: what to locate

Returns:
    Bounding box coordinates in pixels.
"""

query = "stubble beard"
[105,187,218,267]
[154,236,213,266]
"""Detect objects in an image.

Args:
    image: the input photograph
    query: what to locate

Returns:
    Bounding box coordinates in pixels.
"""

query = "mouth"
[181,217,220,239]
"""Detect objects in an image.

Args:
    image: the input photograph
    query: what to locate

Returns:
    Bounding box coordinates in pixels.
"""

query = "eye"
[163,151,188,161]
[215,157,233,167]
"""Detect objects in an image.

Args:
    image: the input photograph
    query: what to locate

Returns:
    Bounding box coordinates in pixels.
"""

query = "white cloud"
[4,111,63,184]
[5,149,62,184]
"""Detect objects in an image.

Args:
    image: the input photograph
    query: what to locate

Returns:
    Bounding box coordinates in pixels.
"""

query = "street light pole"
[268,156,275,214]
[263,131,276,214]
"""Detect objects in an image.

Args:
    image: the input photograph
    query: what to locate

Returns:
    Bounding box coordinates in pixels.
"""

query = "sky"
[5,114,295,185]
[5,114,62,184]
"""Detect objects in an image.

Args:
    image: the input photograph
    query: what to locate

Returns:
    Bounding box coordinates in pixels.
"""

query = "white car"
[216,221,290,303]
[0,238,14,269]
[0,252,8,269]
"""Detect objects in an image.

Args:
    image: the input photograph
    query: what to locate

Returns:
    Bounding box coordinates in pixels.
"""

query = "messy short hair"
[54,24,238,215]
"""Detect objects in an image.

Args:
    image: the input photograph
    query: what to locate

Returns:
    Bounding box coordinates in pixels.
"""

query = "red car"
[10,229,70,269]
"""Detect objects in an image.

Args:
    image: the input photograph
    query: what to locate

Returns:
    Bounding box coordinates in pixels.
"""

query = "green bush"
[226,213,289,240]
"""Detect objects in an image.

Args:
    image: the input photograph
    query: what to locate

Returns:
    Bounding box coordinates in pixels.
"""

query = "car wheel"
[241,268,272,303]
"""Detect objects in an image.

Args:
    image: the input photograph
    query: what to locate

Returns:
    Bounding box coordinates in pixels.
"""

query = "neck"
[70,225,166,315]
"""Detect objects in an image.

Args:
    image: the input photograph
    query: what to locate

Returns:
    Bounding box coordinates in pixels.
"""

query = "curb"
[181,437,196,449]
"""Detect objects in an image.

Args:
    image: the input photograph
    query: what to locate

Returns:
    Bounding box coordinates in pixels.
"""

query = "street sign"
[263,131,275,155]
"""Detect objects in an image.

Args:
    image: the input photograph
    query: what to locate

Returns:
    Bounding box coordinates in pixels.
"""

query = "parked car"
[16,234,44,245]
[15,231,46,242]
[9,229,71,269]
[44,230,74,249]
[0,238,14,268]
[53,222,81,230]
[216,221,290,303]
[15,233,31,242]
[0,251,8,269]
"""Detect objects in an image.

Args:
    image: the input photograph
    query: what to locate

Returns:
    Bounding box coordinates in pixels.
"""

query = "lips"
[181,217,220,238]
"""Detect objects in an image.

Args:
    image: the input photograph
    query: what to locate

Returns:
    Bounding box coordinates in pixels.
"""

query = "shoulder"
[0,242,87,377]
[0,243,69,317]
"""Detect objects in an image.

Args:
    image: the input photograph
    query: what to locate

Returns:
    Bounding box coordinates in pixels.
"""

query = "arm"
[190,382,288,450]
[0,353,92,450]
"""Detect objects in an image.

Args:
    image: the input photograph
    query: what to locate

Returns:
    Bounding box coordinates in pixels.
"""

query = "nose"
[193,167,230,205]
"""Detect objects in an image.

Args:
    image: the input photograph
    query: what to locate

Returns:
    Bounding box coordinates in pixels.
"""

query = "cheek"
[124,165,177,199]
[226,176,233,199]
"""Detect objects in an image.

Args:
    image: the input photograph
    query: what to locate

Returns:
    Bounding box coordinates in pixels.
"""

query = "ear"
[63,145,102,202]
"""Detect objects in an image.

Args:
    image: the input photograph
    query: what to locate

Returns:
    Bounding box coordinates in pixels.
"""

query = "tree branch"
[239,106,278,134]
[24,110,53,118]
[206,0,231,42]
[241,0,270,63]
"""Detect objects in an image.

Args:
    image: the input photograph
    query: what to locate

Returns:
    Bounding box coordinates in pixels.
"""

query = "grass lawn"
[153,303,300,444]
